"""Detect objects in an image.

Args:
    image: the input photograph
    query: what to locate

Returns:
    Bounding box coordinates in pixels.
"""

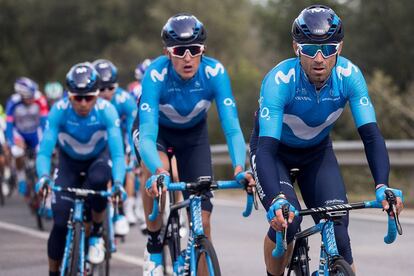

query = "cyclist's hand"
[376,185,404,216]
[234,167,256,193]
[35,175,53,196]
[112,181,127,201]
[145,169,169,198]
[267,195,295,232]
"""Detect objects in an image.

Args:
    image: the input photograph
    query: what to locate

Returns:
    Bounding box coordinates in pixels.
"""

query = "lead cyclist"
[249,5,404,276]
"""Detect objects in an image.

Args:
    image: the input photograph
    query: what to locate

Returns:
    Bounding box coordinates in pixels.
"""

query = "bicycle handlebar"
[148,176,254,221]
[272,192,403,258]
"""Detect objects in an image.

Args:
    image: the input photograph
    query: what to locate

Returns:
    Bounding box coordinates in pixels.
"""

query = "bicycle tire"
[289,244,310,276]
[67,222,82,276]
[194,237,221,276]
[164,212,182,274]
[330,257,354,276]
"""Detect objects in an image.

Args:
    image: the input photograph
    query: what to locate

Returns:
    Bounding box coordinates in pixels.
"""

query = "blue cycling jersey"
[110,87,137,151]
[258,56,376,147]
[36,97,125,183]
[138,55,246,174]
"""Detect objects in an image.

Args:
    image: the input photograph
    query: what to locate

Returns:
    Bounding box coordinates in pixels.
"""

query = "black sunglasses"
[99,86,116,92]
[71,95,97,102]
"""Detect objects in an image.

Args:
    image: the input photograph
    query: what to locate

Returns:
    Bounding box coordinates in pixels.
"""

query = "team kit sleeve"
[346,64,390,186]
[137,69,164,174]
[211,64,246,170]
[5,99,16,146]
[254,69,292,209]
[36,104,60,178]
[104,103,126,184]
[123,92,138,154]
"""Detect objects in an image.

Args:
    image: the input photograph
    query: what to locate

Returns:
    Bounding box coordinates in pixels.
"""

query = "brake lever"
[252,186,259,210]
[385,190,403,235]
[281,203,290,250]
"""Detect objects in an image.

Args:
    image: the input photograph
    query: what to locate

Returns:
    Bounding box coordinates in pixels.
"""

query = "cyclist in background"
[127,58,152,102]
[36,62,126,276]
[134,13,255,276]
[44,81,65,108]
[5,77,48,196]
[93,59,138,233]
[249,5,404,276]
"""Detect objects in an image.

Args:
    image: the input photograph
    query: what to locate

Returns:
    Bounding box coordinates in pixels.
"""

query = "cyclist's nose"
[313,51,325,63]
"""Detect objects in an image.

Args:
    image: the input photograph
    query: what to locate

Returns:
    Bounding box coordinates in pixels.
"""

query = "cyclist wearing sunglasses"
[249,5,404,276]
[36,62,126,276]
[133,13,255,276]
[93,59,139,231]
[5,77,48,197]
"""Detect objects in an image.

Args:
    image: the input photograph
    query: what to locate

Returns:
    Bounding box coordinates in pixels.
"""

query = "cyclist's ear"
[337,41,343,55]
[292,41,299,56]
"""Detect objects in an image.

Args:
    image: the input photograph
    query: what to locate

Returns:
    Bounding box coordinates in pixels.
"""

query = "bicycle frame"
[149,177,254,276]
[60,199,87,276]
[274,198,403,276]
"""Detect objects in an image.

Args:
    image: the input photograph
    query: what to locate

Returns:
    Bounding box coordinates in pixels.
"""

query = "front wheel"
[330,257,354,276]
[194,237,221,276]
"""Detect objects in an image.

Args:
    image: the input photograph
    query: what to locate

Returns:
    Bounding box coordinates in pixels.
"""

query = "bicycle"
[272,189,403,276]
[39,177,119,276]
[148,173,255,276]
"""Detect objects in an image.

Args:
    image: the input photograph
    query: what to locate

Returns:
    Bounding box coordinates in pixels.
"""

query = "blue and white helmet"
[66,62,100,94]
[92,59,118,88]
[14,77,38,99]
[134,59,152,81]
[292,5,344,44]
[161,13,207,47]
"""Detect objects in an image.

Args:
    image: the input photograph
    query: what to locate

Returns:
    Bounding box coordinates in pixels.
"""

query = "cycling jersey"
[258,56,376,147]
[138,55,246,174]
[5,92,48,146]
[110,87,137,152]
[36,97,125,183]
[127,81,142,102]
[253,56,388,197]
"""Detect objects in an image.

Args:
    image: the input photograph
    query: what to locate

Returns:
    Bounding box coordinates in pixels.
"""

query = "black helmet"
[66,62,100,94]
[92,59,118,87]
[161,13,207,47]
[292,5,344,44]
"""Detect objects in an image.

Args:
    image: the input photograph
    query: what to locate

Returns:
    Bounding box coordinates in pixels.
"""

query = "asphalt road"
[1,191,413,275]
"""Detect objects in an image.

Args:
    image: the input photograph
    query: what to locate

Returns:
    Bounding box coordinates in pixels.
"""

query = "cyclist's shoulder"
[262,58,298,89]
[95,98,118,119]
[198,56,227,84]
[334,56,363,81]
[142,56,169,84]
[113,87,134,104]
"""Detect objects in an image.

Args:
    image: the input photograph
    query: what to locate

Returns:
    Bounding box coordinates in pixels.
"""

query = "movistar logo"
[336,62,358,80]
[115,92,130,103]
[275,68,295,85]
[205,63,224,79]
[150,68,168,82]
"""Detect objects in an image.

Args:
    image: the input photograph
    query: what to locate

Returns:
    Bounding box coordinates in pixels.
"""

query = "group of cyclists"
[1,4,405,276]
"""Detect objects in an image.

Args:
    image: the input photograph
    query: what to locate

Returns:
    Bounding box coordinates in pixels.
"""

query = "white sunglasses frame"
[167,44,205,58]
[297,43,341,59]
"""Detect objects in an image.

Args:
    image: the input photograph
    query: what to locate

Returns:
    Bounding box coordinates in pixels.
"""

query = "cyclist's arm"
[36,94,49,130]
[137,72,163,174]
[5,100,16,146]
[104,102,126,184]
[123,92,138,154]
[212,64,246,170]
[346,63,389,187]
[254,69,291,210]
[36,105,60,177]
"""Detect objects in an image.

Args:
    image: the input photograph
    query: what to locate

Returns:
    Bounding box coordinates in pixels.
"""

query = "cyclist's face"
[165,47,203,80]
[70,95,97,117]
[99,85,117,101]
[293,42,342,89]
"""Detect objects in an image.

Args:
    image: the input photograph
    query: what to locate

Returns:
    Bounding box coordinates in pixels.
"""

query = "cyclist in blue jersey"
[36,62,126,276]
[93,59,138,233]
[134,13,255,276]
[249,5,404,276]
